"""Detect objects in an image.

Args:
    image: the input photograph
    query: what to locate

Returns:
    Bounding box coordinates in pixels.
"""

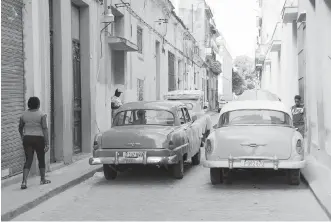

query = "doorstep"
[301,154,331,219]
[1,155,102,221]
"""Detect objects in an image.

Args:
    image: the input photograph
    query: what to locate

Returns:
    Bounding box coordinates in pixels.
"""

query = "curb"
[1,166,102,221]
[301,169,331,220]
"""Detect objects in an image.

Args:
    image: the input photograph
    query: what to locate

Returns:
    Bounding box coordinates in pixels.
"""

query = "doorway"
[72,4,82,154]
[155,41,160,99]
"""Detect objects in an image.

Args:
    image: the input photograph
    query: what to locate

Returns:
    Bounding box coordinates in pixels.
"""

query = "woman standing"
[18,97,51,189]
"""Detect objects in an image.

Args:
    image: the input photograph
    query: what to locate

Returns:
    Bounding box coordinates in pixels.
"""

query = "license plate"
[241,160,264,168]
[123,151,144,158]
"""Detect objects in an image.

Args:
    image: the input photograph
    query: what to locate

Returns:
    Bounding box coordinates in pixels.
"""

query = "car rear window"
[113,109,175,126]
[219,109,292,127]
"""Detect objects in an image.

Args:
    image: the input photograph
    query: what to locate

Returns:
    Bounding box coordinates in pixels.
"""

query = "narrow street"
[13,114,329,221]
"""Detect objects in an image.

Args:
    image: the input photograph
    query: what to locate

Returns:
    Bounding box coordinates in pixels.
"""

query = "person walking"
[18,97,51,189]
[111,89,123,118]
[291,95,305,137]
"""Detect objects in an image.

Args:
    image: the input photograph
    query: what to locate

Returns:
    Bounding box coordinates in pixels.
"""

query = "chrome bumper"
[89,154,179,166]
[203,155,306,170]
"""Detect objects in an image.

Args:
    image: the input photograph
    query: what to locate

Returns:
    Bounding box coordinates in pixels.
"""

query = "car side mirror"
[213,124,218,129]
[295,128,299,131]
[192,115,198,122]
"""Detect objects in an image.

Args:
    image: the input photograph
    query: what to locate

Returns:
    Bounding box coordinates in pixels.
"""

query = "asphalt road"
[14,113,329,221]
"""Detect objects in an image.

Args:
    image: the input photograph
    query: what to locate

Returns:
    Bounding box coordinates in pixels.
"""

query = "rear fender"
[291,130,304,160]
[205,131,217,160]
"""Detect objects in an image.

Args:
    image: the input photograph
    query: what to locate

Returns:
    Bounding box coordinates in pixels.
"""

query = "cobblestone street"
[13,114,329,221]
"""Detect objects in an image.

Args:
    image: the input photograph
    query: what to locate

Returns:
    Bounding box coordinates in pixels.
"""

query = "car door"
[181,107,198,159]
[183,107,201,156]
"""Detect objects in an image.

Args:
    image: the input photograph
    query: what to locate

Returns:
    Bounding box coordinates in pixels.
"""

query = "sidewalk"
[1,156,101,221]
[302,154,331,219]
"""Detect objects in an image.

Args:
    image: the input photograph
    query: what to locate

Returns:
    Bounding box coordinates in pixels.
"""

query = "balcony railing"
[282,0,298,23]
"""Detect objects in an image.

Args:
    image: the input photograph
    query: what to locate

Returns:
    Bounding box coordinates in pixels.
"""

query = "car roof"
[220,100,292,116]
[164,90,204,100]
[236,89,280,101]
[117,101,185,113]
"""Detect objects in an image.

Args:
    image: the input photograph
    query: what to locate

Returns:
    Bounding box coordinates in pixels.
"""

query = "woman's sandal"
[21,183,27,189]
[40,179,51,185]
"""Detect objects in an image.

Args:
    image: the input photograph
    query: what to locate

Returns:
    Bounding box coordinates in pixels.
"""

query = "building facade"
[216,37,233,102]
[173,0,222,110]
[256,0,331,175]
[1,0,207,178]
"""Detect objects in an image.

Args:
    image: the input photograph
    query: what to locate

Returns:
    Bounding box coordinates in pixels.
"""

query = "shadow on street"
[93,162,196,186]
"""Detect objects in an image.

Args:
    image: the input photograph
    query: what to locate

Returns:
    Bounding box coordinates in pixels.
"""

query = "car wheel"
[192,148,201,165]
[172,156,184,179]
[210,168,222,185]
[103,164,118,180]
[222,168,232,184]
[287,169,300,185]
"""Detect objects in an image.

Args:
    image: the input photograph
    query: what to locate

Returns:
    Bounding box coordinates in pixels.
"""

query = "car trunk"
[101,125,175,149]
[215,125,294,160]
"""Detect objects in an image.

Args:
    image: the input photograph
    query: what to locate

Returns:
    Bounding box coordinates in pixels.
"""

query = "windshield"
[168,99,201,111]
[219,109,292,127]
[113,109,175,126]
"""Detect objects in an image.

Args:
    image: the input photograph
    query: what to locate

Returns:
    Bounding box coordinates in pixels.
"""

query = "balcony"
[206,55,222,75]
[270,23,281,52]
[282,0,298,23]
[108,36,138,51]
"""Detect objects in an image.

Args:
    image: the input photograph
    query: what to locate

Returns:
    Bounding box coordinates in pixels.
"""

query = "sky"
[205,0,258,59]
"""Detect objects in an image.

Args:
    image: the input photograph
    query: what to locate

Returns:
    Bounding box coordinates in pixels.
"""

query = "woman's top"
[111,96,123,108]
[18,109,49,145]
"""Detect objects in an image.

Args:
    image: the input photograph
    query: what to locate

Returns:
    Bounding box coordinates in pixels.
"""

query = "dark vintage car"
[89,101,203,180]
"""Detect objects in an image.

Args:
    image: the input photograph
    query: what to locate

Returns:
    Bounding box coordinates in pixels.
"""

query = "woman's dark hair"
[27,97,40,109]
[294,95,301,101]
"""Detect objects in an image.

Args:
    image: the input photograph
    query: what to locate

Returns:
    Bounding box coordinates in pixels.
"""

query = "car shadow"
[208,169,309,190]
[93,162,195,187]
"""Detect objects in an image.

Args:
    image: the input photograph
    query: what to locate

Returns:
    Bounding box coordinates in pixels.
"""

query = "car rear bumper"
[203,159,306,170]
[89,145,187,166]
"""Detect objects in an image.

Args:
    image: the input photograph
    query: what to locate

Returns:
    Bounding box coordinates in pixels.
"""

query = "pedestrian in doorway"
[291,95,305,137]
[111,89,123,119]
[18,97,51,189]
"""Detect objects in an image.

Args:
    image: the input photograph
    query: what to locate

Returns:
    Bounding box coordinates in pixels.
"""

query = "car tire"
[222,168,232,184]
[192,148,201,166]
[287,169,300,185]
[210,168,222,185]
[172,156,184,179]
[103,164,118,180]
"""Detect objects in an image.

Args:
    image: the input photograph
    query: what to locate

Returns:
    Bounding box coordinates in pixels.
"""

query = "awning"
[107,36,138,51]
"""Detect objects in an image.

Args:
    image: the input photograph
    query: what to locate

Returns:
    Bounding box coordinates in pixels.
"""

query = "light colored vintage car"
[203,100,306,185]
[89,101,203,180]
[164,90,213,143]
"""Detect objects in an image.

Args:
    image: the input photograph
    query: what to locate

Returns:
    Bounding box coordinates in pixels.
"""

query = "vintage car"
[236,89,281,101]
[164,90,213,143]
[89,101,203,180]
[218,94,233,113]
[203,100,306,185]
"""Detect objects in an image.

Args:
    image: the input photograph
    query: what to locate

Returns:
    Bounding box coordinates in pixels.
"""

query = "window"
[137,26,143,54]
[183,108,191,122]
[113,109,175,126]
[177,108,186,125]
[218,109,292,127]
[137,78,144,101]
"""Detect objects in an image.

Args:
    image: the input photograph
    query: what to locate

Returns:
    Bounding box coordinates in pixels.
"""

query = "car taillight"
[93,133,102,150]
[296,140,303,154]
[168,141,175,150]
[205,141,213,154]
